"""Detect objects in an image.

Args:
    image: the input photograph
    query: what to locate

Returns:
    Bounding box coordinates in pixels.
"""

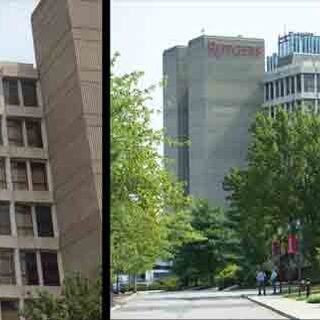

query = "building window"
[317,74,320,94]
[0,203,10,235]
[275,81,279,98]
[303,99,315,114]
[36,206,54,237]
[297,75,301,93]
[11,160,28,190]
[0,249,15,285]
[31,162,47,191]
[286,77,290,95]
[285,103,290,113]
[280,79,284,97]
[270,83,274,99]
[1,300,18,320]
[270,106,275,118]
[20,251,39,285]
[3,78,19,106]
[303,74,315,92]
[265,83,269,101]
[41,252,60,286]
[0,159,6,189]
[7,119,23,147]
[291,76,295,94]
[16,205,33,237]
[21,79,38,107]
[26,120,43,148]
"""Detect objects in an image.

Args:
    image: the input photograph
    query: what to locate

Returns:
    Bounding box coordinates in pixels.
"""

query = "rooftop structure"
[267,32,320,72]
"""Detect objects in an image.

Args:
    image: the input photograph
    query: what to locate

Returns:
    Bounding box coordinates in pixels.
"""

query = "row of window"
[3,78,38,107]
[265,74,320,101]
[0,203,54,238]
[0,159,48,191]
[0,118,43,148]
[267,99,319,118]
[0,249,59,286]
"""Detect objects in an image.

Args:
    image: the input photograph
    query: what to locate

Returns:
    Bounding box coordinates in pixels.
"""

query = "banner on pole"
[288,234,298,254]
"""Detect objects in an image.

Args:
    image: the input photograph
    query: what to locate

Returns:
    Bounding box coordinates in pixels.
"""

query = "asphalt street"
[111,288,287,319]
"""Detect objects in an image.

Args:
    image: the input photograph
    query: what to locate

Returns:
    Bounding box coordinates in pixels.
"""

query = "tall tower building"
[163,35,265,206]
[31,0,102,278]
[264,32,320,117]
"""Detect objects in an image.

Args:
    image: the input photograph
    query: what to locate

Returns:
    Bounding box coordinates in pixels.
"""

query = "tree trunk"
[133,275,137,293]
[209,274,214,286]
[110,282,114,307]
[116,274,120,293]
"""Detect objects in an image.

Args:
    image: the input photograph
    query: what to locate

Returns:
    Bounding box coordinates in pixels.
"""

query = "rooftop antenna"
[201,28,205,36]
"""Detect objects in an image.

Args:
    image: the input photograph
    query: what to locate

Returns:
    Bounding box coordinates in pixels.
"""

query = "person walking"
[270,269,278,294]
[256,269,266,296]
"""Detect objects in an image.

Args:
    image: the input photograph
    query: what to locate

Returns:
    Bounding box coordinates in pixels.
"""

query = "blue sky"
[111,1,320,132]
[0,0,39,64]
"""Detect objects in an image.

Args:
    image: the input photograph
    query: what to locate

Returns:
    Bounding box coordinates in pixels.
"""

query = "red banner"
[288,234,298,254]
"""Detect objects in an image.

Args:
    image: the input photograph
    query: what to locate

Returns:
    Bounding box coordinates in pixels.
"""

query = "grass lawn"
[283,285,320,302]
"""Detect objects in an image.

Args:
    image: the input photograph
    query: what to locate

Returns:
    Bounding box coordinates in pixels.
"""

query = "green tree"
[111,53,200,286]
[172,200,237,286]
[21,272,101,320]
[224,108,320,277]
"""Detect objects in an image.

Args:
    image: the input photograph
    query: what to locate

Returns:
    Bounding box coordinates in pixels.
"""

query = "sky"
[111,1,320,132]
[0,0,39,64]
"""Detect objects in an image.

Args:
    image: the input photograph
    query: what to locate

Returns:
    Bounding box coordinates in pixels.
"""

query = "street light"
[295,219,302,282]
[277,226,283,293]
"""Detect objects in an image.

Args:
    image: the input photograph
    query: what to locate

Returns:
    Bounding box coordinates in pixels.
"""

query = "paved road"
[111,289,287,319]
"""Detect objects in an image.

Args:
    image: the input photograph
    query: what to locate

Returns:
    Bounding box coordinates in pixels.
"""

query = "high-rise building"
[163,35,265,206]
[0,62,63,317]
[31,0,102,279]
[264,32,320,117]
[0,0,101,315]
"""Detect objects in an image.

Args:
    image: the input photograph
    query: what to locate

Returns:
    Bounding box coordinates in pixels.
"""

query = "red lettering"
[232,46,241,56]
[209,41,264,58]
[256,47,264,56]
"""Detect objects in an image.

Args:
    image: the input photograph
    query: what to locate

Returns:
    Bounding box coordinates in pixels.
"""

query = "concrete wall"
[163,35,265,206]
[0,62,63,304]
[163,46,189,192]
[31,0,101,279]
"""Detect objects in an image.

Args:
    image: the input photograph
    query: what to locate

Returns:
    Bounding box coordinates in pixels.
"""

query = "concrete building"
[31,0,102,279]
[0,0,101,316]
[163,35,265,206]
[0,62,63,318]
[264,32,320,117]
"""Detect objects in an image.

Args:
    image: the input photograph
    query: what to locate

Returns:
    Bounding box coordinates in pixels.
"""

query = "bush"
[307,293,320,304]
[215,264,241,290]
[120,276,179,292]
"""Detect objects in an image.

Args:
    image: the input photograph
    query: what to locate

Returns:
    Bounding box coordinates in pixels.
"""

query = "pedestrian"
[256,268,266,296]
[270,269,278,294]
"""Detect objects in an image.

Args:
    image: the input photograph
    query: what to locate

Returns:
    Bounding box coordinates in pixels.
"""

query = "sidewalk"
[111,292,138,311]
[247,294,320,319]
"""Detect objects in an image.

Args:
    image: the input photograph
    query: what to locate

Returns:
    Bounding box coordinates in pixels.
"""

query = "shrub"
[307,293,320,304]
[215,264,241,289]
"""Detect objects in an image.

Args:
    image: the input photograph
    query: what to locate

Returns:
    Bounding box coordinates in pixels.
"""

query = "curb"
[111,292,138,312]
[244,295,299,319]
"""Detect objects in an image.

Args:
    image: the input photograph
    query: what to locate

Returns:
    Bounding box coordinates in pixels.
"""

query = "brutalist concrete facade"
[164,35,265,206]
[0,62,63,315]
[31,0,102,278]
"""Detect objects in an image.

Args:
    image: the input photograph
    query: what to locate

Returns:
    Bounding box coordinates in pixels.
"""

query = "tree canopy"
[224,108,320,276]
[111,53,200,279]
[172,200,238,286]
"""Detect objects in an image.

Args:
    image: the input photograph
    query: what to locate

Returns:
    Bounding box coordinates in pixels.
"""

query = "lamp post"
[296,219,302,282]
[277,226,283,293]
